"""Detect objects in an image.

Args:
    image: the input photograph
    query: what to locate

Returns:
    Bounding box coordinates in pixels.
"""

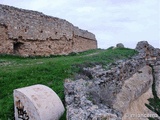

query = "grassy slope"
[0,48,137,120]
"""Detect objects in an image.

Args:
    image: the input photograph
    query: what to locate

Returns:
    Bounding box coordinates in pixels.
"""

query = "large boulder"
[135,41,155,53]
[135,41,157,61]
[116,43,124,48]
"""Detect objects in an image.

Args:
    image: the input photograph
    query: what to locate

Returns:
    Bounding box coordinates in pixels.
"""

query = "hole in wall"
[40,30,43,33]
[72,41,74,46]
[0,24,8,29]
[13,42,24,54]
[25,29,27,32]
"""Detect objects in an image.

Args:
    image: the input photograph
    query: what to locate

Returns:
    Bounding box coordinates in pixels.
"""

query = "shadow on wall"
[13,42,24,55]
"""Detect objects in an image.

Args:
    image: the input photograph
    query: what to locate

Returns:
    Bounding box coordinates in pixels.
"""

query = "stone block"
[14,84,64,120]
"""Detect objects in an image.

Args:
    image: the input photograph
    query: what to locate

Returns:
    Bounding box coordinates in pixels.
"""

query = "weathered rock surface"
[135,41,158,61]
[136,41,160,97]
[116,43,124,48]
[65,41,160,120]
[64,79,122,120]
[154,64,160,97]
[113,66,153,114]
[0,4,97,56]
[85,58,146,107]
[64,65,154,120]
[14,84,64,120]
[122,88,154,120]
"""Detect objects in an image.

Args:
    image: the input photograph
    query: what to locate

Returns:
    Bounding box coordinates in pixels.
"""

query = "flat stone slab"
[14,84,64,120]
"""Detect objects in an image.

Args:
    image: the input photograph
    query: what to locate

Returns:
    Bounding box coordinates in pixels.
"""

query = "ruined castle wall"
[0,4,97,56]
[64,41,160,120]
[72,36,97,52]
[12,37,74,56]
[0,25,13,54]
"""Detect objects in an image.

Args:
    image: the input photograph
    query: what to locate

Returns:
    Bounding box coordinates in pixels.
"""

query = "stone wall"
[0,4,97,56]
[64,41,160,120]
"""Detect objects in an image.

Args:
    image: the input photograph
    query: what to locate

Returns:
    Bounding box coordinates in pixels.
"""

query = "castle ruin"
[65,41,160,120]
[0,4,97,56]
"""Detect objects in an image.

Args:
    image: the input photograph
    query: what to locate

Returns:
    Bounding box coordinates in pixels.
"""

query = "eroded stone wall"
[73,36,97,53]
[0,4,97,56]
[64,41,160,120]
[0,25,13,54]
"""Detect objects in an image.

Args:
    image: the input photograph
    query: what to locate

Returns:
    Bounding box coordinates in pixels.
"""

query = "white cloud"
[0,0,159,48]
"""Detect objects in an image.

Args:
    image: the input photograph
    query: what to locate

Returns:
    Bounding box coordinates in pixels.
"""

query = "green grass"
[0,48,137,120]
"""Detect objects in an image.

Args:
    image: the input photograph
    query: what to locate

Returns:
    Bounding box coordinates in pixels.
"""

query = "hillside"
[0,48,137,120]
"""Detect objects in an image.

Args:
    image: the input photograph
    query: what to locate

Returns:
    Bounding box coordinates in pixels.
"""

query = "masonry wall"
[0,25,13,54]
[0,4,97,56]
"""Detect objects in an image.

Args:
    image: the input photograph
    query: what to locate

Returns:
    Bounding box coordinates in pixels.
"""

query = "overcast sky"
[1,0,160,49]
